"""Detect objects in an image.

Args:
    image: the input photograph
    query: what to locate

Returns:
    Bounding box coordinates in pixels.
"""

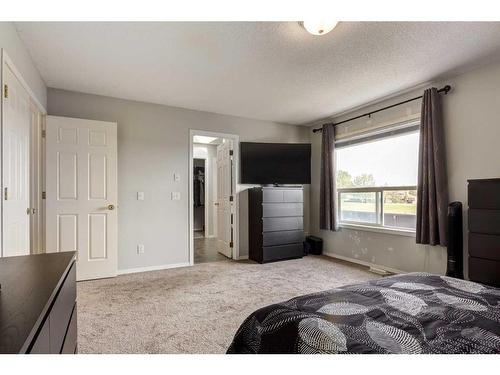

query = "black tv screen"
[240,142,311,184]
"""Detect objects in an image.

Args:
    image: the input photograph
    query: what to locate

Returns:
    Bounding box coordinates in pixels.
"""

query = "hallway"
[194,236,228,264]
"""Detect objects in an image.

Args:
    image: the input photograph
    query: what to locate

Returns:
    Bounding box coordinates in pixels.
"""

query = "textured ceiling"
[15,22,500,125]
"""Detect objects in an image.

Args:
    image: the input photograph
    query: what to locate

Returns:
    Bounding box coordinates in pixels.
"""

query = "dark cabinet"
[0,252,77,354]
[248,187,304,263]
[468,179,500,287]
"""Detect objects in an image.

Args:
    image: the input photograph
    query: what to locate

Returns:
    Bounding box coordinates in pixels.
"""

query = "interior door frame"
[1,49,47,256]
[188,129,240,265]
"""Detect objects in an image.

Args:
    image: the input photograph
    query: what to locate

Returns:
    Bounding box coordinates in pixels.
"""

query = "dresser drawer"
[469,257,500,287]
[468,180,500,209]
[262,203,303,218]
[263,189,303,203]
[262,243,303,262]
[469,209,500,235]
[468,233,500,261]
[49,262,76,353]
[263,230,304,247]
[263,217,303,232]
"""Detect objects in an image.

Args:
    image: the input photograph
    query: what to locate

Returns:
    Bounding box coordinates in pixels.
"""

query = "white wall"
[47,88,310,271]
[0,22,46,108]
[309,59,500,275]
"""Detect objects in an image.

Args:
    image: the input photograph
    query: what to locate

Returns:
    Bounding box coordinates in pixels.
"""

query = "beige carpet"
[77,255,379,353]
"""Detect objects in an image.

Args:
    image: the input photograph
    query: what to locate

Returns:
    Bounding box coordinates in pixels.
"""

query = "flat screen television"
[240,142,311,184]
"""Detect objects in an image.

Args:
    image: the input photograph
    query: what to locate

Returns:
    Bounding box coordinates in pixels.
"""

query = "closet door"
[2,64,31,257]
[45,116,118,281]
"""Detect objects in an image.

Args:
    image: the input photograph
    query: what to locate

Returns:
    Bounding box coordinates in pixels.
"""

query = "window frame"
[335,121,419,236]
[337,186,417,236]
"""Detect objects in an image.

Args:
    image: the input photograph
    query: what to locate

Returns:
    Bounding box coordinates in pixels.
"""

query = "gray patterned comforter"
[227,273,500,354]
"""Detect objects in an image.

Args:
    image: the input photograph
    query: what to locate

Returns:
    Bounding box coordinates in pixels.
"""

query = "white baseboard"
[118,262,191,275]
[237,255,249,260]
[323,252,406,275]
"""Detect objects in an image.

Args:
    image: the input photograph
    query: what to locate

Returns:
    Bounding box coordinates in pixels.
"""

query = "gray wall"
[0,22,46,108]
[47,88,310,271]
[309,59,500,275]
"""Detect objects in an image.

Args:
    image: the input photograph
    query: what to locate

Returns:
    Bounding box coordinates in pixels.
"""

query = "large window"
[336,128,419,232]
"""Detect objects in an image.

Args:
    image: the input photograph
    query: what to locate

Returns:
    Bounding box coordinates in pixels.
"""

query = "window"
[336,128,419,232]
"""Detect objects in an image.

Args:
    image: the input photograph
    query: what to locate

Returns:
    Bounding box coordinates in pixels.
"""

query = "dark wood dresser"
[0,252,77,354]
[468,178,500,287]
[248,186,304,263]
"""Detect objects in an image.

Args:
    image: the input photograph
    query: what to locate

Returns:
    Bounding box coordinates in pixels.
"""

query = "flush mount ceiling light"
[301,21,338,36]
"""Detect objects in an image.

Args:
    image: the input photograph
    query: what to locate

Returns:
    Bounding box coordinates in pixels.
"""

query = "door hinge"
[229,241,233,248]
[229,195,234,202]
[41,130,46,138]
[42,191,46,199]
[4,187,7,200]
[229,150,234,156]
[3,84,8,98]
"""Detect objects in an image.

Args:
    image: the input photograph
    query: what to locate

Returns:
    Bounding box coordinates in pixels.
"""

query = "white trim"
[1,50,46,114]
[117,262,190,275]
[189,129,240,266]
[338,223,416,237]
[29,101,44,254]
[238,255,249,260]
[324,252,406,275]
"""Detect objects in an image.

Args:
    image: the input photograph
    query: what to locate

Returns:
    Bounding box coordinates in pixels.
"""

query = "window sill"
[338,223,416,237]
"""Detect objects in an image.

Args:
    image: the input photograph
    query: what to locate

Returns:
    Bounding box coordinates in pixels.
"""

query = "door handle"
[107,204,116,210]
[214,202,219,206]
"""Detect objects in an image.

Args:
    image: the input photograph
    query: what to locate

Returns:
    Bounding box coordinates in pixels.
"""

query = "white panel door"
[2,65,31,257]
[46,116,117,281]
[216,140,233,258]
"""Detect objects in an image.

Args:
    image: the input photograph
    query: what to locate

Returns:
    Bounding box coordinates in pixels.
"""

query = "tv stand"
[248,186,304,263]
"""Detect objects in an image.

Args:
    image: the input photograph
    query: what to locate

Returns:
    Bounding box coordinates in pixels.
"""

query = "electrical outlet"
[137,191,145,200]
[174,173,180,182]
[137,244,145,254]
[171,192,181,201]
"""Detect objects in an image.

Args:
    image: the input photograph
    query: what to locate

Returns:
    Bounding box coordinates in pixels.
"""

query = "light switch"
[137,244,145,254]
[137,191,145,200]
[171,192,181,201]
[174,173,180,182]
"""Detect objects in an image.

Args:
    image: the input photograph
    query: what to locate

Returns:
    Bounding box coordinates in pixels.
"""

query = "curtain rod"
[312,85,451,133]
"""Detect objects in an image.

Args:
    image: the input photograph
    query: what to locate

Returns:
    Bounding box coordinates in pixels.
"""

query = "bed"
[227,273,500,354]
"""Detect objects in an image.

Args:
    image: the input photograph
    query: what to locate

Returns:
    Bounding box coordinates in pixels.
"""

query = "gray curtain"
[320,123,337,231]
[416,87,449,246]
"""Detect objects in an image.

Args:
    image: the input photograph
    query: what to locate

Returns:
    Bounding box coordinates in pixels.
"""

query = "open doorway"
[193,158,206,239]
[189,130,239,265]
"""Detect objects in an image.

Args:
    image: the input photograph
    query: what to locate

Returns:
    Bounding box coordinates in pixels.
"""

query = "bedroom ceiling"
[15,22,500,125]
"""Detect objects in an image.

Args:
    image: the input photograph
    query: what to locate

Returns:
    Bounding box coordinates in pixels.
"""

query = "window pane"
[383,189,417,230]
[336,131,419,188]
[340,192,378,224]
